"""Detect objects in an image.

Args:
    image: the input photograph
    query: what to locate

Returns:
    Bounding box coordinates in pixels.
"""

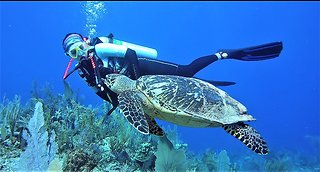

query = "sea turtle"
[102,74,268,155]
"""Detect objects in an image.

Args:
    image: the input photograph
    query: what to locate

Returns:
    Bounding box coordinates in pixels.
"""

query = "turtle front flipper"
[146,115,165,136]
[223,122,268,155]
[118,91,149,134]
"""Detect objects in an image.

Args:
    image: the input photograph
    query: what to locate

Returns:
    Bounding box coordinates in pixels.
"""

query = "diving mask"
[67,42,88,59]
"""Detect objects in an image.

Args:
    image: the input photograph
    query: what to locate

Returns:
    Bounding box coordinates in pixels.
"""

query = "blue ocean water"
[0,0,319,163]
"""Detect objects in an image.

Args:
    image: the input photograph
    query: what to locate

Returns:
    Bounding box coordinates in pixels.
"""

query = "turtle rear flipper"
[118,91,149,134]
[223,122,268,155]
[146,115,165,136]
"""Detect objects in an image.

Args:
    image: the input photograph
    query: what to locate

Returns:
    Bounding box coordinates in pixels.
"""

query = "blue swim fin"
[217,42,283,61]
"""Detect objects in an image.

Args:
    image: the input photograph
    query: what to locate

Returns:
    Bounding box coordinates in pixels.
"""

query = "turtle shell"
[136,75,255,126]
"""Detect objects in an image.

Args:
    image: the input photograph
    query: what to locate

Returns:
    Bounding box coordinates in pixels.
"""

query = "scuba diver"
[62,33,283,116]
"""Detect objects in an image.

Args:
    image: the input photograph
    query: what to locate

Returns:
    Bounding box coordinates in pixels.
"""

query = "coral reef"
[0,95,28,150]
[0,83,319,171]
[64,149,98,171]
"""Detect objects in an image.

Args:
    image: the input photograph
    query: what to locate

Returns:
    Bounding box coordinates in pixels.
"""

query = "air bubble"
[82,1,107,38]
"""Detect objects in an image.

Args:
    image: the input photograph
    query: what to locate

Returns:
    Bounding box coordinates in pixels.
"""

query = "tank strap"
[89,53,105,92]
[107,33,114,43]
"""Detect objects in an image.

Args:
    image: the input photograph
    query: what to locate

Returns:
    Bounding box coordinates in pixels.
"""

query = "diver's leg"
[138,57,235,86]
[177,54,218,77]
[138,58,179,75]
[178,41,284,76]
[138,55,218,77]
[216,42,283,61]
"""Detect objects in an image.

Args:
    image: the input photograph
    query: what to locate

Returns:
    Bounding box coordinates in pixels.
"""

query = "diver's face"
[67,41,88,60]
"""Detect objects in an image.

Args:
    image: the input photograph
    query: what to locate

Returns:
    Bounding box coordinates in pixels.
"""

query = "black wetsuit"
[76,37,218,114]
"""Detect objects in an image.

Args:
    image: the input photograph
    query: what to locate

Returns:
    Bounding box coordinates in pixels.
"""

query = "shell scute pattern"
[137,75,225,121]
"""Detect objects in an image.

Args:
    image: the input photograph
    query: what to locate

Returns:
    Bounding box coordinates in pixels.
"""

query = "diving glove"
[216,42,283,61]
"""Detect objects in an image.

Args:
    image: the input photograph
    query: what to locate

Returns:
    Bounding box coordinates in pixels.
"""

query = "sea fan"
[18,102,57,171]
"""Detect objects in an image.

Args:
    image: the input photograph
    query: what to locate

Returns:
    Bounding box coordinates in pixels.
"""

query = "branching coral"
[2,96,22,138]
[0,95,29,149]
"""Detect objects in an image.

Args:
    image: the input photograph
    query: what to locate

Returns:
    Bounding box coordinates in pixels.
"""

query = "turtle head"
[103,74,136,94]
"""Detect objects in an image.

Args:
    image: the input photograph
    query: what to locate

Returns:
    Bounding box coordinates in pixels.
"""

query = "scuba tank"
[96,36,158,59]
